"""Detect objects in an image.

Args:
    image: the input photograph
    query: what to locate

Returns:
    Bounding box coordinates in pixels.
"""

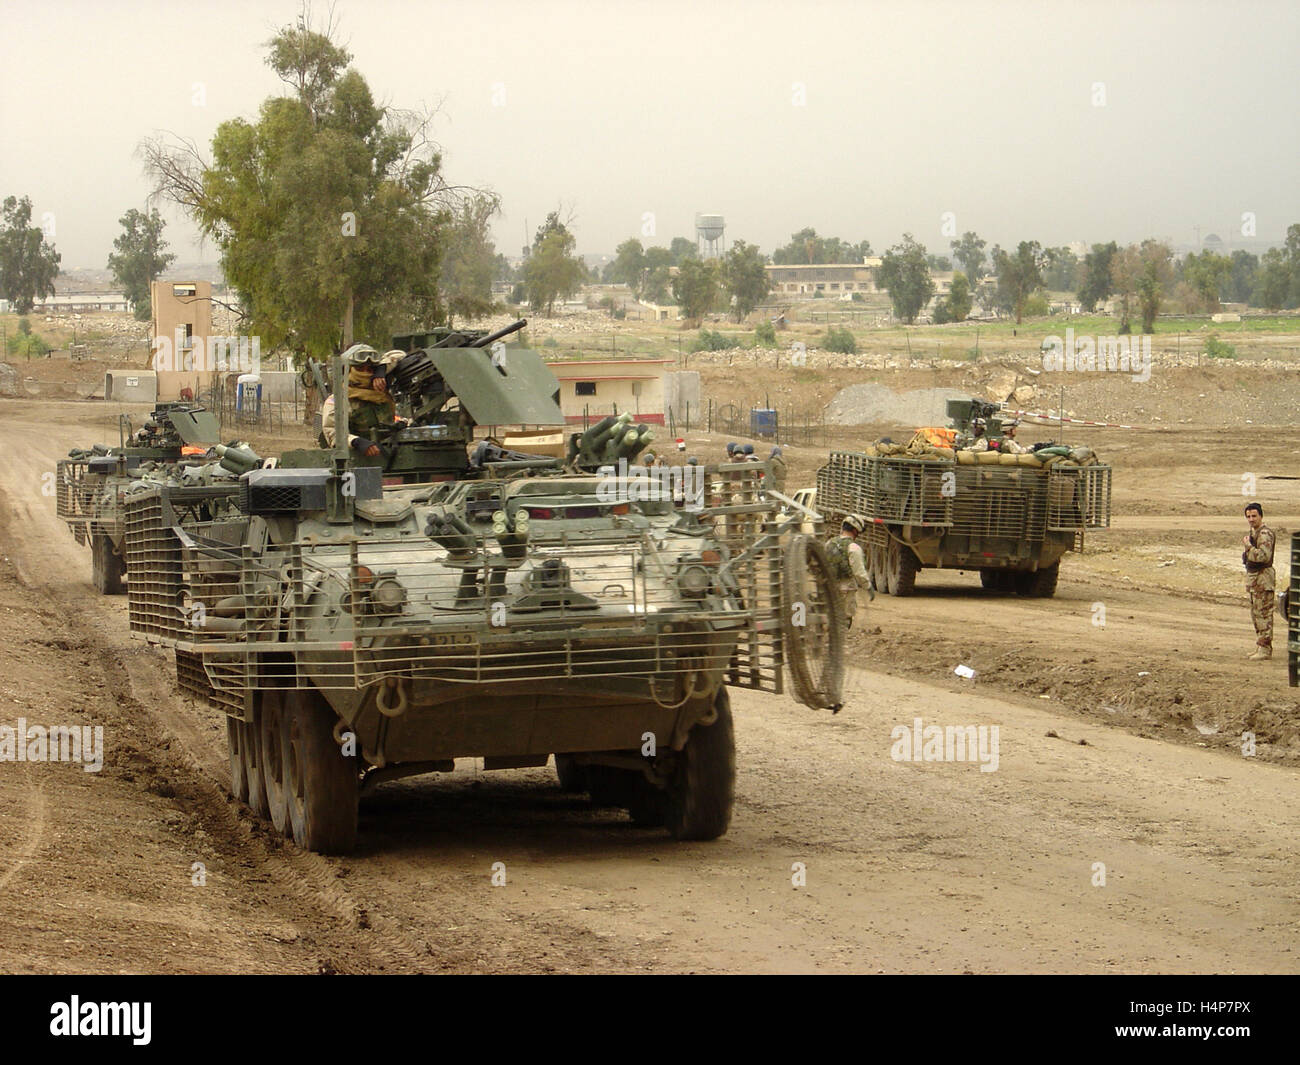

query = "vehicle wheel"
[666,688,735,841]
[226,716,248,804]
[887,540,919,597]
[244,706,270,818]
[1021,562,1059,598]
[782,535,845,710]
[281,688,358,854]
[258,689,291,836]
[91,534,125,595]
[553,753,587,793]
[980,569,1012,593]
[1290,652,1298,688]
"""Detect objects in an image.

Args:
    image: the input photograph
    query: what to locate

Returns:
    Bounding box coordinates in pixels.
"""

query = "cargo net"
[126,479,790,704]
[817,452,1112,541]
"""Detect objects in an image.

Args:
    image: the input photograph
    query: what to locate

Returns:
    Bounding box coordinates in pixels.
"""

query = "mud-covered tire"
[887,539,919,596]
[666,688,735,841]
[282,688,358,854]
[244,705,270,818]
[226,716,249,804]
[553,754,587,793]
[258,689,291,835]
[1020,562,1060,598]
[91,534,125,595]
[782,535,845,710]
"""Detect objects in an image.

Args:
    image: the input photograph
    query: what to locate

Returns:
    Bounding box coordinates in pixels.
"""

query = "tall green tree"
[441,192,500,324]
[0,196,61,314]
[611,237,647,296]
[878,234,935,324]
[949,231,986,281]
[668,236,697,264]
[1042,247,1079,292]
[994,240,1047,322]
[1134,240,1173,332]
[525,214,585,316]
[722,240,770,321]
[642,246,674,303]
[106,207,176,321]
[672,257,720,320]
[1253,247,1292,311]
[934,271,972,324]
[1227,250,1258,304]
[1077,241,1118,312]
[772,227,871,265]
[1181,250,1232,313]
[142,16,455,355]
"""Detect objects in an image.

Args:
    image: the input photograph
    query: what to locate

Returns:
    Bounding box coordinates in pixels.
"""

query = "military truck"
[56,404,222,593]
[122,324,843,853]
[816,398,1111,596]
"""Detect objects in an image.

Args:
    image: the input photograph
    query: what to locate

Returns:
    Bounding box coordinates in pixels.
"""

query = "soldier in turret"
[999,420,1029,454]
[320,345,405,457]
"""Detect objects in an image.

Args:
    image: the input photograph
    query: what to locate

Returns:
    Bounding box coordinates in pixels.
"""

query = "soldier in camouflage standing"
[1242,502,1276,660]
[825,514,871,629]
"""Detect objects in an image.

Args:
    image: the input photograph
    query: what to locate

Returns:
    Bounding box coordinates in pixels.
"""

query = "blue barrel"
[749,408,777,438]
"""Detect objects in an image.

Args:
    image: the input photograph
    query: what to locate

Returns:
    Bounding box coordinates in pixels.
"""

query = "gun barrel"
[470,318,528,348]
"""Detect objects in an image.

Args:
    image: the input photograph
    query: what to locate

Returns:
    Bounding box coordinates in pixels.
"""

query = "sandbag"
[1015,453,1044,468]
[998,453,1019,465]
[976,450,1003,464]
[956,451,975,465]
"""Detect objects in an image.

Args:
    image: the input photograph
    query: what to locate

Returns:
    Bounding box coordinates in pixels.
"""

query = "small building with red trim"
[546,358,671,425]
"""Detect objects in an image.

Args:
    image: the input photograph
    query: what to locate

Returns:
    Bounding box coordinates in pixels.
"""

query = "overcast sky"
[2,0,1297,269]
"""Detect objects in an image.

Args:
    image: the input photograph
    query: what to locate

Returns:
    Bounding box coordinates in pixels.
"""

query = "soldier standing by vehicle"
[824,514,871,628]
[1242,502,1276,660]
[321,345,404,457]
[767,445,787,495]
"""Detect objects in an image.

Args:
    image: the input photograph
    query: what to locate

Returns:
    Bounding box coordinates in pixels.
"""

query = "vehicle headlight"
[676,564,712,598]
[369,577,407,613]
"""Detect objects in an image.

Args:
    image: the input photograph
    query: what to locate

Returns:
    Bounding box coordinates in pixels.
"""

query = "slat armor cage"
[122,467,792,707]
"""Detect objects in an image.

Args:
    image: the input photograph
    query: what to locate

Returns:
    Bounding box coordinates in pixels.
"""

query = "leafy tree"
[721,239,770,320]
[926,254,952,271]
[949,231,986,281]
[642,246,674,303]
[1181,250,1233,314]
[878,234,935,324]
[0,196,61,314]
[672,257,720,320]
[106,207,176,321]
[1111,246,1140,332]
[1254,247,1292,311]
[1227,250,1258,305]
[669,236,697,264]
[772,227,871,265]
[993,241,1047,322]
[525,219,585,316]
[440,193,500,324]
[1134,240,1173,332]
[754,319,777,345]
[934,271,972,324]
[1077,241,1118,312]
[611,237,647,295]
[1042,247,1079,292]
[822,326,857,353]
[142,15,453,355]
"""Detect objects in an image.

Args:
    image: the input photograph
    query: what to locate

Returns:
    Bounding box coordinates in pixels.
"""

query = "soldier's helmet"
[972,417,987,429]
[341,343,381,366]
[842,514,867,534]
[1005,419,1020,430]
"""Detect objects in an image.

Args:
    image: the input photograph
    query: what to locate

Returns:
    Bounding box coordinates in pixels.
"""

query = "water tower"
[695,213,726,259]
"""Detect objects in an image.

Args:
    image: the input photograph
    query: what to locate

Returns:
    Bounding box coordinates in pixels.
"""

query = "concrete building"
[765,259,881,297]
[150,280,213,370]
[547,358,670,425]
[36,292,132,313]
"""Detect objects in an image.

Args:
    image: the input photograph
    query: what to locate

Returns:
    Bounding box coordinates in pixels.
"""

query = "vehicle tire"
[92,534,125,595]
[981,569,1012,593]
[782,535,845,710]
[625,774,667,828]
[281,688,358,854]
[876,543,895,595]
[666,687,735,841]
[1022,562,1060,598]
[979,569,998,591]
[244,707,270,818]
[553,753,587,793]
[226,716,249,804]
[887,540,919,597]
[258,689,291,836]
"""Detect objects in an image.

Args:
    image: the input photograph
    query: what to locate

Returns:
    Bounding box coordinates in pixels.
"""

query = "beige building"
[766,259,882,297]
[547,358,670,425]
[150,280,213,371]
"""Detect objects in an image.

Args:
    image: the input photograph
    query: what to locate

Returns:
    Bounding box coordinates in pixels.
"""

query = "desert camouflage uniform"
[825,534,870,628]
[1244,523,1276,650]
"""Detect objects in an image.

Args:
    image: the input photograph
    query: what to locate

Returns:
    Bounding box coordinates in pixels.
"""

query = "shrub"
[754,320,777,346]
[542,336,559,348]
[1022,291,1050,317]
[691,328,742,352]
[1205,334,1236,359]
[823,326,857,354]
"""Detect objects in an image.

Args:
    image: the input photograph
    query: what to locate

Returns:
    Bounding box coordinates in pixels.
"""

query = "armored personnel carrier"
[56,403,223,593]
[122,322,843,852]
[816,397,1111,596]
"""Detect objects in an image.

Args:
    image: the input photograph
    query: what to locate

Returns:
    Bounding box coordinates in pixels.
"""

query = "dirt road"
[2,400,1298,973]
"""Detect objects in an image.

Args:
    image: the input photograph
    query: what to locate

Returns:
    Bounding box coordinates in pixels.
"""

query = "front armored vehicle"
[123,323,843,852]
